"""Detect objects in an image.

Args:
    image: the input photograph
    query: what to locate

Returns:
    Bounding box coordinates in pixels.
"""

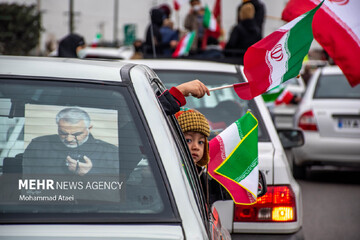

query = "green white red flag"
[282,0,360,87]
[203,5,220,35]
[208,112,258,204]
[233,1,323,100]
[262,85,295,105]
[172,31,196,58]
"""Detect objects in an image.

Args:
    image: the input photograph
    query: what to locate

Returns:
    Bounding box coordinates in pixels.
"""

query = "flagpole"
[208,85,233,92]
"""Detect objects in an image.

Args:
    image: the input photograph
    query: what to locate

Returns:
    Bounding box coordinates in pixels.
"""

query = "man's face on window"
[58,119,89,148]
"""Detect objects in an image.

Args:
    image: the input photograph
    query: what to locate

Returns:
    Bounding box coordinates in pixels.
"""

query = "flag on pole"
[282,0,360,87]
[208,112,259,204]
[233,1,323,101]
[172,31,196,58]
[203,5,220,36]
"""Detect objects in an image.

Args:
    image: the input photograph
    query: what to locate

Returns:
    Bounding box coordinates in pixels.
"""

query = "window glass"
[314,73,360,99]
[0,79,175,222]
[156,71,269,141]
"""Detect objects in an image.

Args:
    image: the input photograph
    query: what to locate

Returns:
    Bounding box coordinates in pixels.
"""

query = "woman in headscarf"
[58,33,86,58]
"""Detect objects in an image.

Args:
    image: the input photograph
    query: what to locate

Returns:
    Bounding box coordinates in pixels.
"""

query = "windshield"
[0,79,175,223]
[314,73,360,99]
[155,70,269,141]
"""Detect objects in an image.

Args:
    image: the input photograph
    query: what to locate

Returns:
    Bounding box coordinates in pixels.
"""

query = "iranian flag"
[282,0,360,87]
[262,85,295,105]
[203,5,220,35]
[208,112,258,204]
[233,1,323,100]
[172,31,196,58]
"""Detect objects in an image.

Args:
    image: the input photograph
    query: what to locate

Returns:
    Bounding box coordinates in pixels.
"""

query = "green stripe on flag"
[262,85,285,102]
[185,31,196,53]
[215,112,258,183]
[203,5,211,29]
[283,1,323,82]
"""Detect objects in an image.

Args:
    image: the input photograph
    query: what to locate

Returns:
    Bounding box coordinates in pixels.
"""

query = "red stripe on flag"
[233,82,252,100]
[282,0,360,87]
[208,136,256,204]
[243,31,287,99]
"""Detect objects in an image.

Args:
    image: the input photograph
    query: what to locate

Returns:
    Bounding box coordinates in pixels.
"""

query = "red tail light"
[298,110,318,131]
[234,185,297,222]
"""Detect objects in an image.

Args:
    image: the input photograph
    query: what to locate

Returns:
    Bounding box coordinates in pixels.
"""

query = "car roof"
[0,56,128,82]
[125,59,239,73]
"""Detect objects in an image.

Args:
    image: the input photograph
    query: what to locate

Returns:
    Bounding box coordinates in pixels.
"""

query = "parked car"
[0,56,230,239]
[125,59,305,238]
[292,65,360,178]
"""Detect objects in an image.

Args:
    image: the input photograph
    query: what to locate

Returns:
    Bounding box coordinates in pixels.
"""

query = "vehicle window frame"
[0,76,181,224]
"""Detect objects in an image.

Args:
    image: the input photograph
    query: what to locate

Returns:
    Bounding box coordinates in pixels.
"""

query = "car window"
[314,73,360,99]
[155,70,270,141]
[0,79,176,223]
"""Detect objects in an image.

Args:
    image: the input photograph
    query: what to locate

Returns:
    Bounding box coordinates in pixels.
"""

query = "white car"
[125,59,305,238]
[0,56,230,239]
[292,65,360,178]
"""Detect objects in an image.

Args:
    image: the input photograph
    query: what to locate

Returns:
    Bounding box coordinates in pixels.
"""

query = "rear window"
[155,70,270,141]
[0,79,175,223]
[314,73,360,99]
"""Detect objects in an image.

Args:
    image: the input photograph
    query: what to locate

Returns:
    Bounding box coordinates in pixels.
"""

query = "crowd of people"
[142,0,266,63]
[51,0,266,64]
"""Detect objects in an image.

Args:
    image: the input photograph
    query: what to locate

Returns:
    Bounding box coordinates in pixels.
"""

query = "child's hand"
[176,79,210,98]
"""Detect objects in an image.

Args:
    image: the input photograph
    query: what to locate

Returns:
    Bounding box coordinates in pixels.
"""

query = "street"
[299,166,360,240]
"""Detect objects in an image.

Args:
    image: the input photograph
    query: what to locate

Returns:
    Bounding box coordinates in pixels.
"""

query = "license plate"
[338,118,360,129]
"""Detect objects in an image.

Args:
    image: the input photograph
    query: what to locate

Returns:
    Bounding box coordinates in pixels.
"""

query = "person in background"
[224,1,261,62]
[238,0,266,38]
[160,18,179,57]
[184,0,205,53]
[57,33,86,58]
[144,8,178,57]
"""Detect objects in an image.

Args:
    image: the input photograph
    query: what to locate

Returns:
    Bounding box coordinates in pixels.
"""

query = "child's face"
[184,131,205,164]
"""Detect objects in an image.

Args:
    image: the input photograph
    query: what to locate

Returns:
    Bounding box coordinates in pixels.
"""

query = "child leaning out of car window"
[175,108,225,204]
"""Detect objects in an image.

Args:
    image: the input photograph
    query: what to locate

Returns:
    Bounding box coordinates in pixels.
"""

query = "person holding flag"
[175,108,226,205]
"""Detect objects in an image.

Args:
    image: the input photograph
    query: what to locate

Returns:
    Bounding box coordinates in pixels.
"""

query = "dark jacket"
[225,18,261,54]
[58,33,85,58]
[240,0,266,37]
[23,134,118,175]
[158,87,186,115]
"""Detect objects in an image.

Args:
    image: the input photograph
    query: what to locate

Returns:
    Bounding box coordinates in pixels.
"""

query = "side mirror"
[277,129,304,149]
[258,170,267,198]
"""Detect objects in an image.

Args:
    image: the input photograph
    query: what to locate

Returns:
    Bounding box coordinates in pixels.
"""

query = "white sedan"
[292,65,360,178]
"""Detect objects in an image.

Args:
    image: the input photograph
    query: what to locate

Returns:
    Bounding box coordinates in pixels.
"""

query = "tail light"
[234,185,296,222]
[298,110,318,131]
